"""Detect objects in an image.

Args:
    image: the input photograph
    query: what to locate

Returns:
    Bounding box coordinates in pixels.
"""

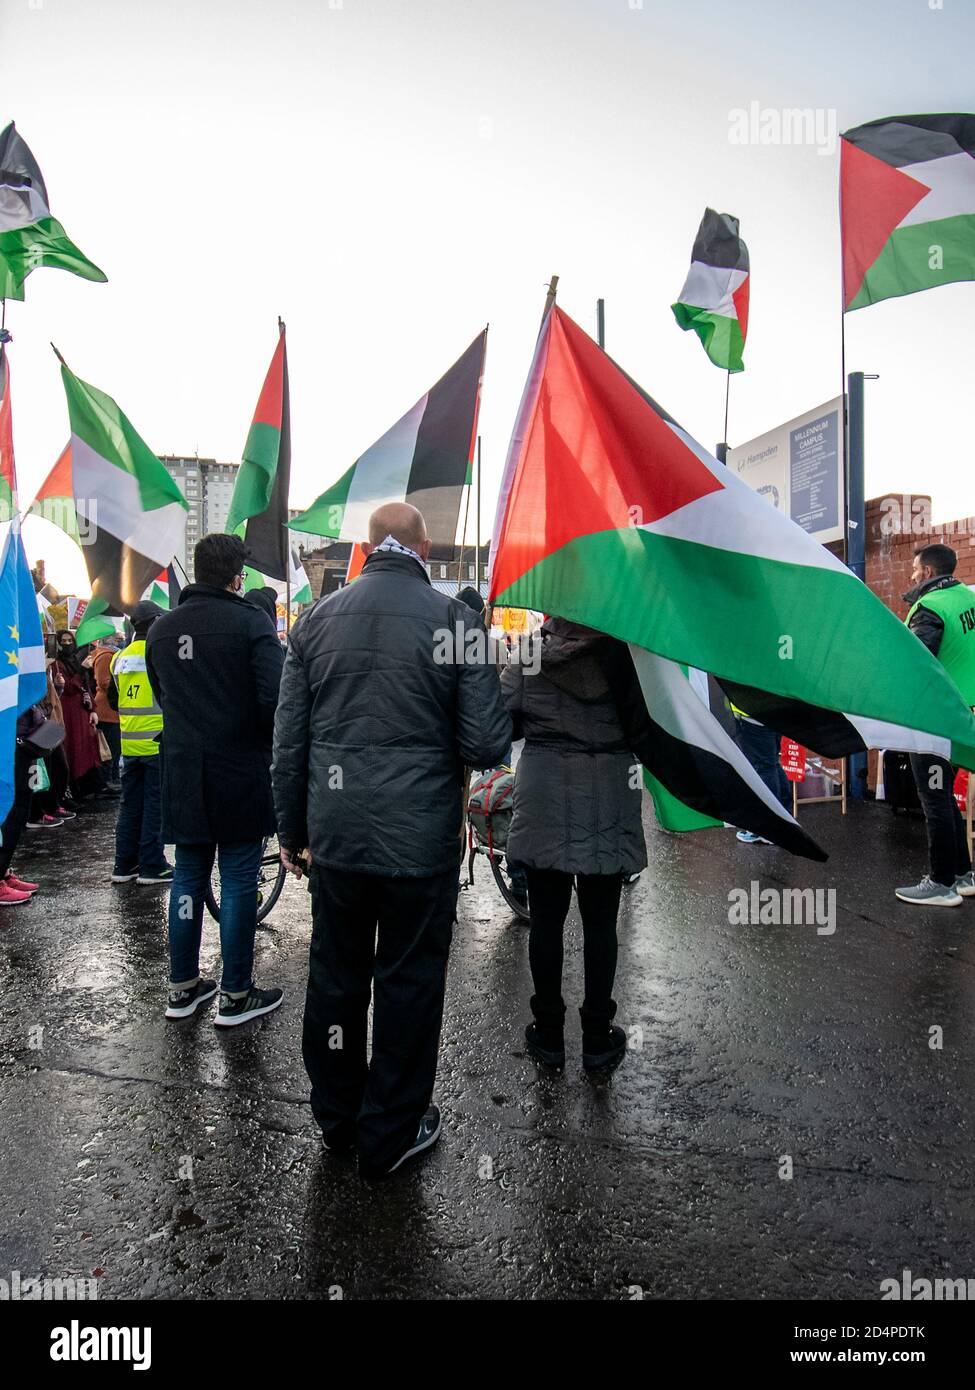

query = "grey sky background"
[2,0,972,591]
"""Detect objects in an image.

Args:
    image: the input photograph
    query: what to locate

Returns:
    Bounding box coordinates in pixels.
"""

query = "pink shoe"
[40,814,64,828]
[5,873,38,894]
[0,881,32,906]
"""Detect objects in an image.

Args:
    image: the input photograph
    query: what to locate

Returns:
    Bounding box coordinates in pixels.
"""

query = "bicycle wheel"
[204,835,288,923]
[489,852,530,921]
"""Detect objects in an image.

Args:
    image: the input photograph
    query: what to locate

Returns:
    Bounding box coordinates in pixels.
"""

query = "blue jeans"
[168,840,265,993]
[735,719,791,811]
[114,755,166,875]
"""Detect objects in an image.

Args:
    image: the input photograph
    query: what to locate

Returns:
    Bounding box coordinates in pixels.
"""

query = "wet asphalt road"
[1,795,974,1301]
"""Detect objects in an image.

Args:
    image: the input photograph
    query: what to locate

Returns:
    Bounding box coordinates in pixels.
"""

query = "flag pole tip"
[50,343,66,365]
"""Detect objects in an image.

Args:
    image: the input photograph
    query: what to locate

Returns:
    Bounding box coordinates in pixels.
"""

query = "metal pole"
[475,434,481,597]
[716,369,731,464]
[846,371,866,582]
[596,298,605,350]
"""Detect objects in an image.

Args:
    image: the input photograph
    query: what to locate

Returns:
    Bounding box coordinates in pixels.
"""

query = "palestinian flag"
[289,329,487,556]
[28,441,81,543]
[226,323,291,582]
[841,113,975,311]
[39,355,188,634]
[243,545,311,606]
[671,209,749,372]
[143,561,183,611]
[490,307,975,856]
[0,122,106,302]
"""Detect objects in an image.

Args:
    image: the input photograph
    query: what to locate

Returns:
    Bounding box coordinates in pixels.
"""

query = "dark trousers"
[114,755,166,875]
[303,866,456,1176]
[0,744,35,878]
[909,753,972,887]
[32,745,69,819]
[524,868,622,1022]
[735,718,791,810]
[101,722,121,784]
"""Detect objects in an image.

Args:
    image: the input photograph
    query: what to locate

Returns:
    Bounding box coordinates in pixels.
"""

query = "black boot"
[525,994,566,1069]
[580,1002,626,1073]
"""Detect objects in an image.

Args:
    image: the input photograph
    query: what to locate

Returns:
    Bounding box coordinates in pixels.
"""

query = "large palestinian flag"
[490,307,975,856]
[226,322,291,581]
[0,122,106,302]
[289,329,487,561]
[671,208,749,372]
[34,359,188,632]
[841,113,975,311]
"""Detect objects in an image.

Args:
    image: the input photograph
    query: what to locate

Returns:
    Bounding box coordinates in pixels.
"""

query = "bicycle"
[204,833,288,924]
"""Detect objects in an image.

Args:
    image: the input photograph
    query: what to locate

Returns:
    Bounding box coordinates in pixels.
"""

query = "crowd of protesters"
[1,519,973,1179]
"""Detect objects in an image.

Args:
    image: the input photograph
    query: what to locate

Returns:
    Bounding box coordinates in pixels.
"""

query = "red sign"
[780,738,807,782]
[954,768,970,813]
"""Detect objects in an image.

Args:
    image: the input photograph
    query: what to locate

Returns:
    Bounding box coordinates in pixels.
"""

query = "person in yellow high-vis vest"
[110,602,171,887]
[895,543,975,908]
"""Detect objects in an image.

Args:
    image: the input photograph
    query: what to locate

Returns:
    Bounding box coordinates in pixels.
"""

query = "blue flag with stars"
[12,516,45,711]
[0,526,20,824]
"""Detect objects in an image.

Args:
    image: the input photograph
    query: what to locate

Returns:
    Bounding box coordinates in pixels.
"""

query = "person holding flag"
[895,544,975,907]
[0,338,56,907]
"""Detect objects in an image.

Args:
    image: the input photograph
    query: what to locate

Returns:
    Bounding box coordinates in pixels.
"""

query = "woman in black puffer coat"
[501,618,646,1073]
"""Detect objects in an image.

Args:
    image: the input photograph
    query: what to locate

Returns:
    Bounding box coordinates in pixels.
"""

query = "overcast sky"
[2,0,973,593]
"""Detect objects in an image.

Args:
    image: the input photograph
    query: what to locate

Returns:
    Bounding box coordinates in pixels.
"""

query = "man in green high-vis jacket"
[895,543,975,908]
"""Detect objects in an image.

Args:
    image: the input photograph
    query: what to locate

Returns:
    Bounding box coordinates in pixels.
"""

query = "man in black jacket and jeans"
[273,503,511,1179]
[146,533,285,1025]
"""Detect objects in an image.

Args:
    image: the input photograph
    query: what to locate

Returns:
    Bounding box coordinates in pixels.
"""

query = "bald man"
[272,503,511,1178]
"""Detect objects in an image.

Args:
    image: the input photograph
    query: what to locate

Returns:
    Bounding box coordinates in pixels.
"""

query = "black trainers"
[382,1105,442,1176]
[214,985,284,1028]
[165,978,218,1019]
[111,866,139,883]
[137,865,174,885]
[582,1023,627,1073]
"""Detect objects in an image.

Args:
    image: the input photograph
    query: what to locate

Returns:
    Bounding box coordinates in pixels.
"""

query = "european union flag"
[0,527,20,824]
[12,516,45,711]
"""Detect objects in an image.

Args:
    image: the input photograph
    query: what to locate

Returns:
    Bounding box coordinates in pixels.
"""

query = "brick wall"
[862,496,975,791]
[865,494,975,621]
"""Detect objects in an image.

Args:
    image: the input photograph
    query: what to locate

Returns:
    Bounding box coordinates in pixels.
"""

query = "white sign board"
[727,396,845,546]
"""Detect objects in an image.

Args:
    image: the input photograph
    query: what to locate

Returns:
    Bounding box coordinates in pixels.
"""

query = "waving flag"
[43,354,188,634]
[490,306,975,856]
[841,113,975,311]
[226,322,291,582]
[671,209,749,372]
[0,122,106,301]
[0,344,46,708]
[290,329,487,556]
[0,528,19,822]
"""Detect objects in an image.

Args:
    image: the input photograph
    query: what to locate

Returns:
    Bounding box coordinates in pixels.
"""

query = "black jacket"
[146,583,285,843]
[272,550,512,876]
[502,622,647,875]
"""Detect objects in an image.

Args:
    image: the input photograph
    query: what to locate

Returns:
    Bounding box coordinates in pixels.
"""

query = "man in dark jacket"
[146,533,285,1025]
[895,543,975,907]
[273,503,511,1179]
